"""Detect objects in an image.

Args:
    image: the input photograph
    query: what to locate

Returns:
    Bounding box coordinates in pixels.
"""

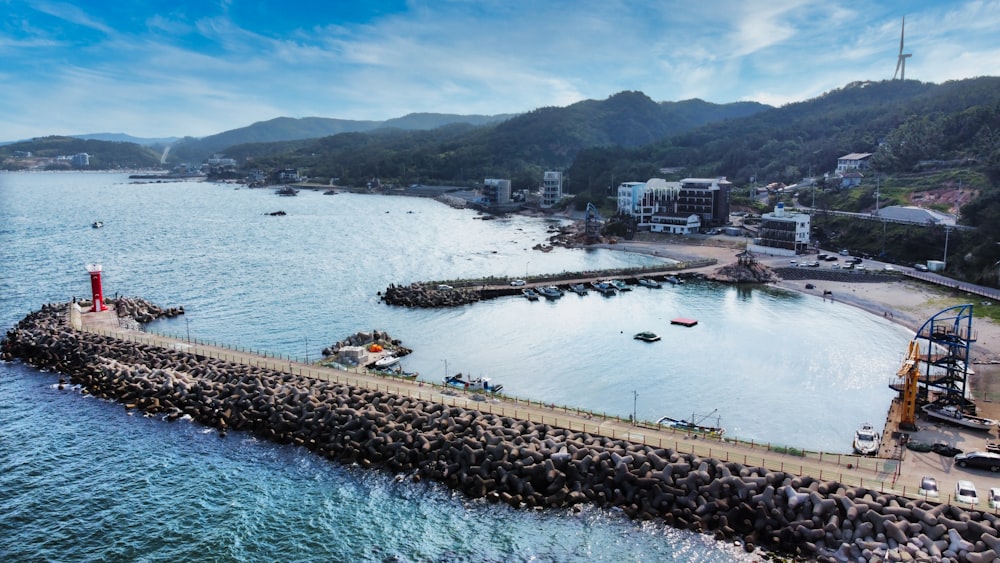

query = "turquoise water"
[0,172,913,561]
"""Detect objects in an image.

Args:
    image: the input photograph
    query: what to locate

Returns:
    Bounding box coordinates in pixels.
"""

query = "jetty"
[5,299,1000,561]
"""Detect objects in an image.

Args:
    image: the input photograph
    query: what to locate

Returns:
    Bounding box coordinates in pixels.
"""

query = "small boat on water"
[522,288,540,301]
[568,283,588,295]
[657,413,725,437]
[538,285,564,300]
[634,331,661,342]
[590,281,617,296]
[922,403,999,431]
[664,275,681,285]
[373,355,401,369]
[374,366,419,379]
[443,373,503,393]
[636,277,661,289]
[853,422,881,455]
[92,221,104,228]
[275,186,299,196]
[609,279,631,291]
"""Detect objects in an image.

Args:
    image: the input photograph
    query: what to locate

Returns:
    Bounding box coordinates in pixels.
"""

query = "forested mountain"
[167,113,513,164]
[566,77,1000,195]
[231,92,771,188]
[0,136,162,170]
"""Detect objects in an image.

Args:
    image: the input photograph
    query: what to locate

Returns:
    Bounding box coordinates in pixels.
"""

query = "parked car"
[919,476,939,498]
[509,279,526,287]
[955,480,978,505]
[914,263,929,272]
[839,249,850,256]
[990,488,1000,509]
[437,284,453,291]
[855,264,866,270]
[883,265,895,271]
[954,451,1000,472]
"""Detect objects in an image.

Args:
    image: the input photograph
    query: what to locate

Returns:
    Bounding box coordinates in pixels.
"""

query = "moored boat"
[522,288,540,301]
[656,415,725,437]
[538,285,564,300]
[443,373,503,393]
[590,281,617,296]
[373,355,401,369]
[922,403,999,431]
[636,277,661,288]
[853,422,881,455]
[609,279,631,291]
[568,283,588,295]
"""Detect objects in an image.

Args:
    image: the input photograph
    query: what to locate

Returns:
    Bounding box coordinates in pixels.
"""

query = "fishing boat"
[633,331,661,342]
[656,411,726,437]
[636,277,661,289]
[609,279,631,291]
[590,281,617,296]
[92,221,104,228]
[522,288,540,301]
[537,285,564,300]
[374,366,419,379]
[852,422,881,455]
[568,283,588,295]
[664,275,681,285]
[922,403,999,431]
[443,373,503,393]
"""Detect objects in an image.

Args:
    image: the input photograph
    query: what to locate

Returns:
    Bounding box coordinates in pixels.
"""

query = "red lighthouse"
[86,263,108,312]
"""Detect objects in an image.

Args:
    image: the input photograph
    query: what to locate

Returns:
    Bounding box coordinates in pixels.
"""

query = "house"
[278,168,301,183]
[840,170,864,188]
[748,202,810,256]
[836,153,873,173]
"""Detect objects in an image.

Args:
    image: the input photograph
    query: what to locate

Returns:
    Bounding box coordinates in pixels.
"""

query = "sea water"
[0,172,913,561]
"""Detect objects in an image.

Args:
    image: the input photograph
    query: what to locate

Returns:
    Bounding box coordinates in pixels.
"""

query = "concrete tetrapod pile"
[7,301,1000,562]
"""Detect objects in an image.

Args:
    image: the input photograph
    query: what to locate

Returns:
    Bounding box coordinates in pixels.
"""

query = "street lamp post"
[632,390,638,426]
[185,318,190,342]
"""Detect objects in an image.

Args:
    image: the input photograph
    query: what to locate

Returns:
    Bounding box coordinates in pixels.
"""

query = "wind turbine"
[893,16,911,80]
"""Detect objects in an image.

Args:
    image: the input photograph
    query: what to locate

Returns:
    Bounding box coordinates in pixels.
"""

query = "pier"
[6,300,1000,560]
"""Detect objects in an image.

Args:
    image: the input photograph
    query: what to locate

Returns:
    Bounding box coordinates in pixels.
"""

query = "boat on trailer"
[922,403,998,431]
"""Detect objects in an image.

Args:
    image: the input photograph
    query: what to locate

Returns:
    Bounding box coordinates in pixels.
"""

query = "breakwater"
[5,303,1000,561]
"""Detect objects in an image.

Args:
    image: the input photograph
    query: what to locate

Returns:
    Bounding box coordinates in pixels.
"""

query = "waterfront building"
[71,153,90,167]
[483,178,512,206]
[749,202,810,255]
[540,171,563,209]
[616,177,729,233]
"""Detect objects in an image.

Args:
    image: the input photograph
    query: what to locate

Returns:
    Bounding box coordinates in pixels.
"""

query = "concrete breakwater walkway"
[6,302,1000,560]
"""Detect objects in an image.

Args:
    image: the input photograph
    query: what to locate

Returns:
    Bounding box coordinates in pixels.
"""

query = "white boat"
[636,277,661,288]
[92,221,104,228]
[373,355,401,368]
[853,422,880,455]
[922,403,999,431]
[590,281,617,296]
[522,289,539,301]
[443,373,503,393]
[568,283,588,295]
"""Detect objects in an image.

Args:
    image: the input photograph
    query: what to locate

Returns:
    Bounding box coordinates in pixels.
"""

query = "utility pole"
[943,226,951,268]
[632,390,638,426]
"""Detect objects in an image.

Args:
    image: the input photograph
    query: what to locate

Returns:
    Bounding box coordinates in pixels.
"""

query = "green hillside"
[0,136,162,170]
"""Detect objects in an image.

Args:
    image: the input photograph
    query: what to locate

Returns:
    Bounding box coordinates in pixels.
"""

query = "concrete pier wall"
[5,301,1000,561]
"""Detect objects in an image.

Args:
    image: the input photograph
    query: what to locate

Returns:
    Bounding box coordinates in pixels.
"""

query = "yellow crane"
[897,339,922,430]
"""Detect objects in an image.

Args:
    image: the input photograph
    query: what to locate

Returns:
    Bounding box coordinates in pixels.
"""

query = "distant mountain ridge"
[167,113,515,163]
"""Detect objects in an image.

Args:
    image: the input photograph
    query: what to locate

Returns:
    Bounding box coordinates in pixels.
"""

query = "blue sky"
[3,0,999,140]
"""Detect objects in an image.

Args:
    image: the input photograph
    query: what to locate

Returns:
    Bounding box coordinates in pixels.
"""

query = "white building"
[616,179,702,234]
[748,202,811,256]
[836,153,873,173]
[540,171,563,208]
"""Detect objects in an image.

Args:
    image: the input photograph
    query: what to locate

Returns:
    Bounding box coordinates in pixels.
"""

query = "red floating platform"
[671,317,698,327]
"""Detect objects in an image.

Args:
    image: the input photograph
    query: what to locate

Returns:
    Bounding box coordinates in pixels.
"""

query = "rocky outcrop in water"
[6,302,1000,561]
[381,283,481,308]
